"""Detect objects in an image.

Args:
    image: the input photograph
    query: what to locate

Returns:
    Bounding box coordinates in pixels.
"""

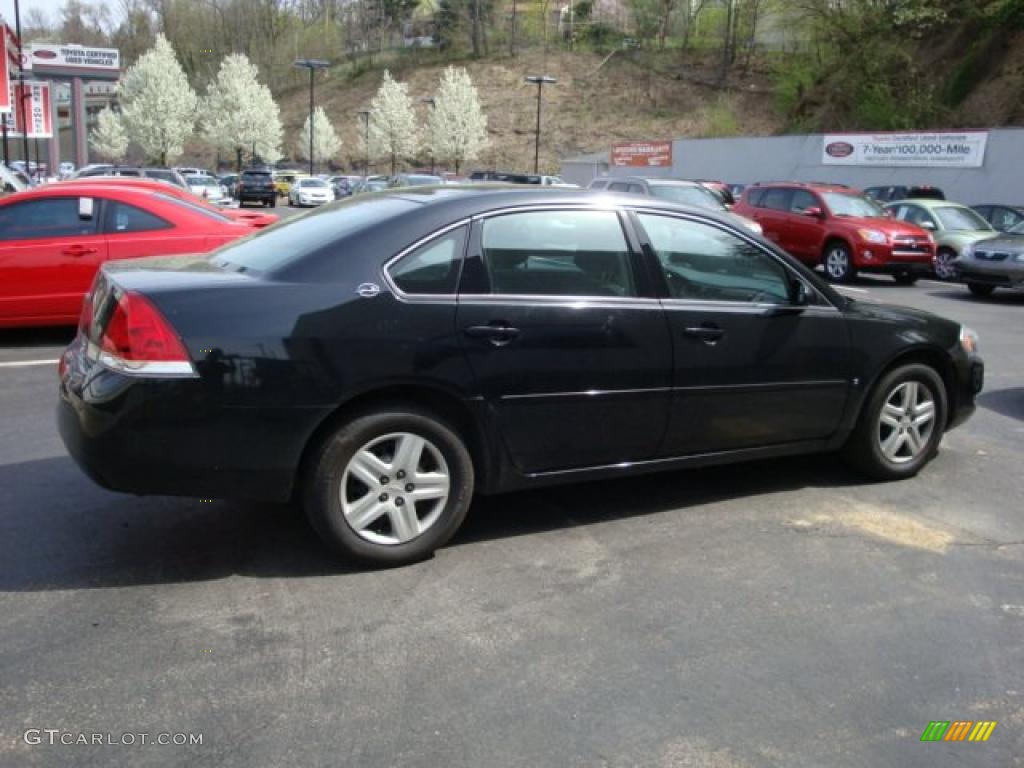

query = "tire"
[893,272,918,286]
[967,282,994,297]
[843,363,947,481]
[304,408,475,566]
[934,248,958,281]
[824,241,856,283]
[269,198,276,209]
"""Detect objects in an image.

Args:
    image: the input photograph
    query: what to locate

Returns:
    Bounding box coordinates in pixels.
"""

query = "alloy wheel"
[877,381,937,464]
[934,250,957,281]
[340,432,451,545]
[826,247,851,281]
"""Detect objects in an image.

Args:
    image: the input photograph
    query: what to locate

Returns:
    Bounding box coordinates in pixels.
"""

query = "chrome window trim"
[457,293,662,309]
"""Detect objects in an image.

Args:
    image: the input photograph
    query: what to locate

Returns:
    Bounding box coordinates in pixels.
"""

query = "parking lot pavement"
[1,277,1022,767]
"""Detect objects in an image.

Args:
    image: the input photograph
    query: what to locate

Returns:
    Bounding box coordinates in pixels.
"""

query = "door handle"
[463,324,521,346]
[61,246,97,258]
[682,325,725,344]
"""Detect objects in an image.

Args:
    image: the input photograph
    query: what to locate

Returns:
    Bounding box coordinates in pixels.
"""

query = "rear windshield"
[649,184,724,210]
[154,193,233,222]
[299,179,329,188]
[242,172,272,180]
[211,195,417,274]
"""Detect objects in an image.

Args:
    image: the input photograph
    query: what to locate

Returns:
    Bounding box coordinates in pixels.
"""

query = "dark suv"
[237,168,277,208]
[733,182,935,283]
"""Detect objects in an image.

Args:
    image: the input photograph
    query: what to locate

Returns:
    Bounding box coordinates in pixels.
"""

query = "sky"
[0,0,63,28]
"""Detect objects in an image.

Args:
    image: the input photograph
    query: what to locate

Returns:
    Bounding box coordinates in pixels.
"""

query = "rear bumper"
[57,338,328,502]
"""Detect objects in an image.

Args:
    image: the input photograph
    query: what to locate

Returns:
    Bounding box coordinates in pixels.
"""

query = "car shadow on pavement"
[0,451,863,591]
[0,326,76,348]
[978,387,1024,421]
[923,288,1024,305]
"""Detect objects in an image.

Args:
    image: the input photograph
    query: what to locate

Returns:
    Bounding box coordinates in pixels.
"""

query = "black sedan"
[58,187,984,566]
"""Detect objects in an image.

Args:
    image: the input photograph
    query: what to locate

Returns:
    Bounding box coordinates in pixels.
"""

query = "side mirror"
[919,220,937,230]
[78,197,94,220]
[802,206,824,219]
[790,280,810,306]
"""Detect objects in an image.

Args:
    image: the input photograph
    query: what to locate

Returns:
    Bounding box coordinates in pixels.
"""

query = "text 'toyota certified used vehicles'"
[59,188,984,567]
[733,182,935,284]
[0,183,257,328]
[884,199,998,281]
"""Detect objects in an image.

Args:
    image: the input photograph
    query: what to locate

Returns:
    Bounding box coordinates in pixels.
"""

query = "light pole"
[293,58,329,176]
[525,75,555,174]
[357,109,371,177]
[14,0,30,171]
[420,97,436,175]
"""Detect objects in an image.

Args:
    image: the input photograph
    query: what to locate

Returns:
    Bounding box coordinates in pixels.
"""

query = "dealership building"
[560,128,1024,205]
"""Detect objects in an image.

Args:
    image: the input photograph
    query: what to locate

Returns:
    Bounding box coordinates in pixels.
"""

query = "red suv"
[733,182,935,284]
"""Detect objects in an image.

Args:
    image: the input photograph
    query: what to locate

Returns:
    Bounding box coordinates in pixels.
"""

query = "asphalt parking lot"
[1,276,1022,767]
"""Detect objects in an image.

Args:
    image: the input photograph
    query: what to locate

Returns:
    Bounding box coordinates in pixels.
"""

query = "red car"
[0,184,256,328]
[733,182,935,284]
[57,177,278,229]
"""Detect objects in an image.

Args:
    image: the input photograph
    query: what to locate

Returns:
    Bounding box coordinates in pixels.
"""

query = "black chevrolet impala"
[58,187,984,565]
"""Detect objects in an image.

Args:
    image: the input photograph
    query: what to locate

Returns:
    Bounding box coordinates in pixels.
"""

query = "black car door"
[631,210,850,456]
[456,207,673,474]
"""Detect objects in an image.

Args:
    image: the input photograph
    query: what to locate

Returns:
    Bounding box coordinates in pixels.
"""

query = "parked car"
[693,180,736,206]
[884,200,996,281]
[185,174,227,204]
[733,182,934,283]
[237,168,277,208]
[288,177,334,207]
[467,170,555,185]
[971,204,1024,233]
[57,186,982,566]
[273,170,309,197]
[589,176,762,235]
[0,184,257,328]
[174,166,212,178]
[58,162,76,180]
[75,165,189,190]
[864,185,945,203]
[218,173,240,199]
[953,220,1024,296]
[1,163,30,194]
[328,175,361,199]
[389,173,444,188]
[350,178,390,195]
[58,177,277,228]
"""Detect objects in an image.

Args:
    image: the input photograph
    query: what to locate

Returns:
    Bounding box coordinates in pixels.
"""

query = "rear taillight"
[93,291,197,378]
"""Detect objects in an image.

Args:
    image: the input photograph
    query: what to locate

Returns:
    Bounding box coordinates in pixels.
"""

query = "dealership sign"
[0,29,9,114]
[27,43,119,80]
[822,131,988,168]
[2,81,53,138]
[612,141,673,168]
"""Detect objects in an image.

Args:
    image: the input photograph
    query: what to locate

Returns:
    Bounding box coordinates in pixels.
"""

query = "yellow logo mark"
[969,721,997,742]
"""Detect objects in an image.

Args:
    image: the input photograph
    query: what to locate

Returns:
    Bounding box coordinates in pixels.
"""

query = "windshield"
[187,176,219,187]
[821,192,886,218]
[300,179,329,188]
[1009,220,1024,235]
[934,206,991,231]
[402,175,443,186]
[212,196,416,273]
[649,184,726,210]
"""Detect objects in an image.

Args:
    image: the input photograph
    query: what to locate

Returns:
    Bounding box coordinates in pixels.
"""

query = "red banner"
[611,141,673,168]
[0,34,9,114]
[3,81,52,137]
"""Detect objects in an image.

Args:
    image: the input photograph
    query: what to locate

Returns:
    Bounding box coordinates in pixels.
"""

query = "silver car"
[955,222,1024,297]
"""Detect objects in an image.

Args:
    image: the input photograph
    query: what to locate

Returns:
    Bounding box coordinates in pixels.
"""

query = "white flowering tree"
[366,71,419,174]
[202,53,283,170]
[89,105,129,161]
[428,67,488,174]
[297,106,342,171]
[118,35,198,166]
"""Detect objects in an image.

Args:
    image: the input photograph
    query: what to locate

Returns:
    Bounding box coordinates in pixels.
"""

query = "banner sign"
[0,30,9,114]
[3,81,53,138]
[611,141,673,168]
[27,43,119,80]
[822,131,988,168]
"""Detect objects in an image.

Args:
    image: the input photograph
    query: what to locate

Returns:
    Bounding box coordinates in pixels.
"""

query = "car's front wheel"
[934,248,958,281]
[824,242,856,283]
[843,363,946,480]
[304,409,474,566]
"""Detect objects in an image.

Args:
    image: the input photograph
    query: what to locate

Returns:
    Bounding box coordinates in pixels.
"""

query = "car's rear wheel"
[967,282,995,297]
[304,409,474,566]
[824,242,856,283]
[893,272,918,285]
[843,363,946,480]
[934,248,958,281]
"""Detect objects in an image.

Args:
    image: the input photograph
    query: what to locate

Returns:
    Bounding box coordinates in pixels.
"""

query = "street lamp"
[357,109,371,177]
[14,0,30,172]
[421,97,436,175]
[293,58,330,176]
[525,75,556,175]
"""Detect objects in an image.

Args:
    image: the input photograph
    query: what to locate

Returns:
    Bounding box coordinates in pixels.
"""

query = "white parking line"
[0,359,59,368]
[835,285,870,294]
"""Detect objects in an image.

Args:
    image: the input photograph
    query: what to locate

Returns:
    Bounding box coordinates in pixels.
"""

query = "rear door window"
[103,200,173,234]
